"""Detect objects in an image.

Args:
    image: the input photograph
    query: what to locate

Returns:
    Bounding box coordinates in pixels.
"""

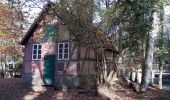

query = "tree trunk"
[103,58,108,82]
[158,2,164,90]
[140,33,154,93]
[135,68,138,82]
[159,66,163,89]
[151,70,154,85]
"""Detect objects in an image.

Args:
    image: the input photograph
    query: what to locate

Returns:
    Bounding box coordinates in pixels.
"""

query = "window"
[32,44,42,60]
[43,25,58,41]
[58,63,65,71]
[58,43,69,60]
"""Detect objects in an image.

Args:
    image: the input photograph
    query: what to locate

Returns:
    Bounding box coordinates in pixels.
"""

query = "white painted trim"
[32,44,42,60]
[57,42,69,60]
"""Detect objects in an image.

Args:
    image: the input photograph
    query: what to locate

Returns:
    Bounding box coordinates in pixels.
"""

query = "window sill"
[32,59,42,62]
[57,59,69,61]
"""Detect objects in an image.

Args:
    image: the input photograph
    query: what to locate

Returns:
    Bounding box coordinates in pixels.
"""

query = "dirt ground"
[110,79,170,100]
[0,78,107,100]
[0,78,170,100]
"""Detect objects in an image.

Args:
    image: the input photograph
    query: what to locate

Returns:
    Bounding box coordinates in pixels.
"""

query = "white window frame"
[32,44,42,60]
[58,42,69,60]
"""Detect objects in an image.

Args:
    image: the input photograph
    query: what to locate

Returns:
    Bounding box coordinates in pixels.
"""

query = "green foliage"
[124,54,142,65]
[155,0,170,67]
[105,0,155,30]
[57,0,94,23]
[157,49,166,65]
[102,0,158,67]
[13,62,22,72]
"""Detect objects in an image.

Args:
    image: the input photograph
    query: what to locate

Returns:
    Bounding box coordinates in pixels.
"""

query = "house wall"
[22,41,33,83]
[22,41,57,86]
[22,11,59,85]
[79,47,96,75]
[22,10,114,88]
[58,25,70,41]
[22,23,80,87]
[51,25,76,88]
[54,42,79,88]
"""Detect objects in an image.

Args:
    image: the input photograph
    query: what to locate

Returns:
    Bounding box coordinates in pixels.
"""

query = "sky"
[21,0,56,30]
[165,6,170,15]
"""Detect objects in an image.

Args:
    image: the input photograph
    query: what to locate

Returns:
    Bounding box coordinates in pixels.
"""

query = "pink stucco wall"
[23,40,57,85]
[23,42,33,74]
[23,38,112,86]
[22,16,103,87]
[23,39,80,85]
[23,41,56,74]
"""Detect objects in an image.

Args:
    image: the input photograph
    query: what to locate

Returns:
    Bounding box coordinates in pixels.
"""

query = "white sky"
[22,0,56,30]
[165,6,170,16]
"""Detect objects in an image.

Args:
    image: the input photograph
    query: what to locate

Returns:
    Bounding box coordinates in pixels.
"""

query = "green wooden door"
[43,55,55,85]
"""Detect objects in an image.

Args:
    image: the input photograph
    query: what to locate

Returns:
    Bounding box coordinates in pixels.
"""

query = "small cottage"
[20,3,116,88]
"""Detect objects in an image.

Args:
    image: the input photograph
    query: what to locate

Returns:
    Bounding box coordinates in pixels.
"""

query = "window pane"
[64,49,68,54]
[38,55,41,59]
[33,50,37,54]
[65,43,68,48]
[59,49,63,53]
[33,55,37,60]
[58,43,69,60]
[58,63,64,71]
[64,54,68,59]
[38,50,41,54]
[33,45,37,49]
[59,44,63,48]
[38,45,42,49]
[32,44,41,60]
[58,54,62,59]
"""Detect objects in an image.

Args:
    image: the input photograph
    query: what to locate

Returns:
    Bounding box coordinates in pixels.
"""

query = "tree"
[138,0,158,93]
[155,0,169,89]
[0,1,24,77]
[101,0,157,93]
